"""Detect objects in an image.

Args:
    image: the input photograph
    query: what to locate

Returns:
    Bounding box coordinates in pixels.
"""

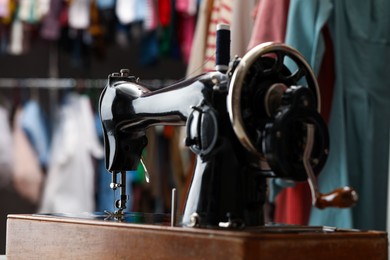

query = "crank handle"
[314,186,358,209]
[304,124,358,209]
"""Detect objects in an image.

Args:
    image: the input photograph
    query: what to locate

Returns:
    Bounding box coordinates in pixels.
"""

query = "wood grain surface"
[6,214,388,260]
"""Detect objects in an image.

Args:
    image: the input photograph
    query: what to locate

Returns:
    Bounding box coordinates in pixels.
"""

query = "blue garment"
[140,30,159,66]
[285,0,390,231]
[21,100,50,168]
[96,0,115,9]
[284,0,333,75]
[329,0,390,231]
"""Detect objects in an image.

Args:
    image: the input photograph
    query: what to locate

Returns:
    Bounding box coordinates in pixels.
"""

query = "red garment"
[158,0,171,27]
[274,182,312,225]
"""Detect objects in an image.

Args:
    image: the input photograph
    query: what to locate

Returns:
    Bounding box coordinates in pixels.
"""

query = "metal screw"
[120,69,130,77]
[189,212,200,228]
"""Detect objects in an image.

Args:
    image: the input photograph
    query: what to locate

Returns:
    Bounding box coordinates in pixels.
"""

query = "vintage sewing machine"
[98,30,357,228]
[6,26,387,259]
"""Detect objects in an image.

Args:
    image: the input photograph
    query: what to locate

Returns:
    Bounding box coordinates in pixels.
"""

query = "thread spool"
[215,24,230,73]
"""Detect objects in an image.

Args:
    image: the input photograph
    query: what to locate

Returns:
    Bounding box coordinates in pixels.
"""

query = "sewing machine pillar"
[183,91,267,227]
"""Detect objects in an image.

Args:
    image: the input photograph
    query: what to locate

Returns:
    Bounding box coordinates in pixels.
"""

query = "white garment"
[0,106,13,190]
[230,0,256,58]
[116,0,146,25]
[68,0,91,29]
[18,0,50,23]
[39,94,103,213]
[8,19,23,55]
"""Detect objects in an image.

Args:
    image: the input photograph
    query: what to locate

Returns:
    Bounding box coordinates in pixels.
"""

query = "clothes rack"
[0,78,176,89]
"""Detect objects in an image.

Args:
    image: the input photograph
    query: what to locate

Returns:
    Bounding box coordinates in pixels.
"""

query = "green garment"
[286,0,390,230]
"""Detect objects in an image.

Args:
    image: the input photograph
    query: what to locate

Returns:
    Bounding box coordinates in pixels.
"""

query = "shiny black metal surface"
[99,70,267,227]
[98,42,331,229]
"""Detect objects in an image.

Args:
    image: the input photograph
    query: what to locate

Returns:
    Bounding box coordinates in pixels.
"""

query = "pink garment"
[247,0,290,50]
[177,11,196,64]
[12,108,44,205]
[175,0,197,63]
[145,0,158,30]
[0,0,9,18]
[176,0,197,15]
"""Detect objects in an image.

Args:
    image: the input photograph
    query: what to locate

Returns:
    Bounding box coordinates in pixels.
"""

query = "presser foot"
[104,210,125,221]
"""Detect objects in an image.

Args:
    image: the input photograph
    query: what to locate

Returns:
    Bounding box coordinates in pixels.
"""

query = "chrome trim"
[227,42,321,157]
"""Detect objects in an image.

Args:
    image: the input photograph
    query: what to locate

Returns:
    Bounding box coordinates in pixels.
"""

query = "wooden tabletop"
[6,214,388,260]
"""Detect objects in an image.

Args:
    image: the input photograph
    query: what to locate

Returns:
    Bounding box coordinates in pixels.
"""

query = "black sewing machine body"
[99,42,355,229]
[100,70,265,227]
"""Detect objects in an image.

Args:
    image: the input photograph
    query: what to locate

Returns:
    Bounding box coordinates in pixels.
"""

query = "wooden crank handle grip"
[315,186,358,209]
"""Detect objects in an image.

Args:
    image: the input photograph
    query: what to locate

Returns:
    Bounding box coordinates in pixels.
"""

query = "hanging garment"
[21,100,50,169]
[230,0,256,58]
[159,0,180,59]
[0,0,9,18]
[186,0,213,76]
[18,0,49,24]
[388,132,390,233]
[286,0,390,231]
[144,0,158,31]
[158,0,171,27]
[8,17,23,55]
[140,30,159,66]
[176,11,196,64]
[326,0,390,231]
[96,0,114,9]
[12,107,44,205]
[68,0,91,30]
[283,0,340,227]
[0,106,13,190]
[40,0,62,40]
[39,94,103,213]
[115,0,147,25]
[96,5,116,44]
[284,0,333,75]
[176,0,197,16]
[247,0,290,50]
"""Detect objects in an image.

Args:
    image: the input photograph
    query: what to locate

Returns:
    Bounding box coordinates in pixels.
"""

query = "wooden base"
[6,214,388,259]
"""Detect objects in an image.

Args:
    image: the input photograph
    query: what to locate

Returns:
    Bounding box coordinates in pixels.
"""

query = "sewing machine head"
[99,27,357,228]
